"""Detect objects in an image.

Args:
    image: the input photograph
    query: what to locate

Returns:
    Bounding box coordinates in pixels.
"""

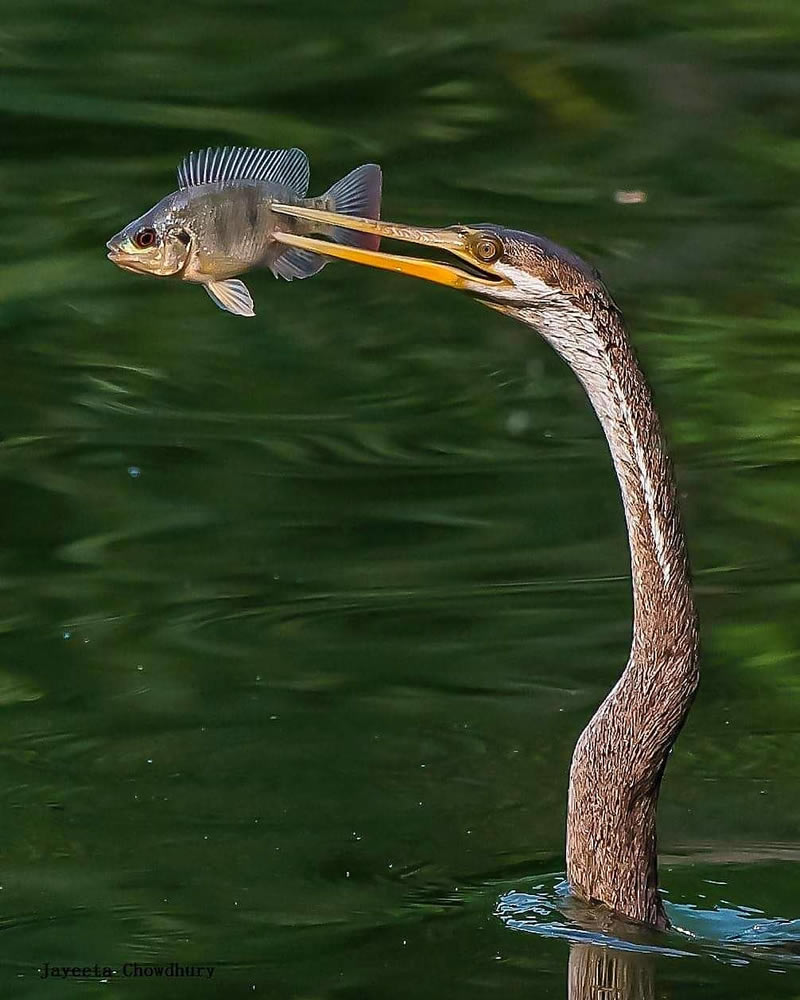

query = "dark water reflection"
[1,0,800,996]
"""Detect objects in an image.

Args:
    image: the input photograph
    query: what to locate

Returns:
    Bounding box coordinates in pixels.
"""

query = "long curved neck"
[518,296,699,928]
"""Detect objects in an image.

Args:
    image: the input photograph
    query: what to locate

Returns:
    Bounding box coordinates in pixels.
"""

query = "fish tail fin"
[323,164,382,250]
[271,164,382,281]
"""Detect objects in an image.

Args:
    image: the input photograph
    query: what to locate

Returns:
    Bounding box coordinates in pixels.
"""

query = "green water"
[1,1,799,996]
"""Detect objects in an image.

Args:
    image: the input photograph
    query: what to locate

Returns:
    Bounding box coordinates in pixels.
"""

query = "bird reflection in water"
[568,944,654,1000]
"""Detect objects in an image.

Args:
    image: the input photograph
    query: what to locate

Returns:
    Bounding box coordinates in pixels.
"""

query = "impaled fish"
[106,146,381,316]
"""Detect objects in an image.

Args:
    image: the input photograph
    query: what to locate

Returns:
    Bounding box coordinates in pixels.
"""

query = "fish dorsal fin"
[177,146,310,196]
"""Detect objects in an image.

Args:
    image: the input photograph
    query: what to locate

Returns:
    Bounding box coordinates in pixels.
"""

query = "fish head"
[107,196,194,278]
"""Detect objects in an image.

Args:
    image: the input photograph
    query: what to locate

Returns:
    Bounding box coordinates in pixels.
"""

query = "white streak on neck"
[606,364,672,586]
[512,285,673,587]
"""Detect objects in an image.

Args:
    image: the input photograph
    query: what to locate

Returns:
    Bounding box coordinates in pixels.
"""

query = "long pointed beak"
[271,205,507,290]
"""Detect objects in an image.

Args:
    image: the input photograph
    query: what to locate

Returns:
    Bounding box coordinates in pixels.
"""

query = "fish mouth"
[107,252,147,275]
[269,206,511,290]
[107,241,150,275]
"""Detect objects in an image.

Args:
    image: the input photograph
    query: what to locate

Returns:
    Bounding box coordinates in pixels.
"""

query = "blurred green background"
[0,0,799,996]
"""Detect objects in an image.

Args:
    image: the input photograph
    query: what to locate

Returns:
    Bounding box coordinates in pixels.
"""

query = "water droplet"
[506,409,531,436]
[614,189,647,205]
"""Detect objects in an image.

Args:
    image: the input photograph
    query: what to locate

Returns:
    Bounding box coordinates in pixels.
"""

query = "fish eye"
[133,227,157,249]
[472,235,502,263]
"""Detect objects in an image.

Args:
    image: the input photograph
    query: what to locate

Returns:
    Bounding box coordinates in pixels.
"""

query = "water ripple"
[496,867,800,969]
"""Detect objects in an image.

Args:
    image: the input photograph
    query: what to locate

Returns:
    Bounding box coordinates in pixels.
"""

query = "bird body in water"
[106,146,381,317]
[268,204,700,930]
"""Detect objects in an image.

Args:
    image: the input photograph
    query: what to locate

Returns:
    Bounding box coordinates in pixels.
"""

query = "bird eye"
[133,227,157,249]
[473,236,501,263]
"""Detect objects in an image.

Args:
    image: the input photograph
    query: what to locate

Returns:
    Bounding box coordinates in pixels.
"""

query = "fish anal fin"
[271,247,327,281]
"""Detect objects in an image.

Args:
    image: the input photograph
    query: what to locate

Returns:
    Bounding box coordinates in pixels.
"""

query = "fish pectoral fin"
[204,279,255,317]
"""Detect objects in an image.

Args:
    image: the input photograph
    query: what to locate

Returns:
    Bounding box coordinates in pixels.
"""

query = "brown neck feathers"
[520,293,699,928]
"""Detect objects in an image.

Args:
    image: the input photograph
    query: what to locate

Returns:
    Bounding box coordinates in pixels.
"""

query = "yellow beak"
[270,205,507,290]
